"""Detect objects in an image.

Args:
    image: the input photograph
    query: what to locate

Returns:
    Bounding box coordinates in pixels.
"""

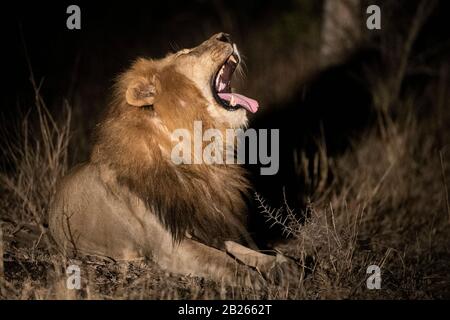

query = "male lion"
[50,33,290,287]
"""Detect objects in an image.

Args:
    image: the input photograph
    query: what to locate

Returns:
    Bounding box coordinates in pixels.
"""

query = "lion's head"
[113,32,258,130]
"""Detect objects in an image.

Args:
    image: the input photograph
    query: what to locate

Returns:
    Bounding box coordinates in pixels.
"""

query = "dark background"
[1,1,320,123]
[2,0,449,149]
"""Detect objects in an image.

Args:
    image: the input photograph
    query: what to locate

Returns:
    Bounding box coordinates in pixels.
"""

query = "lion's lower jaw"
[206,104,248,128]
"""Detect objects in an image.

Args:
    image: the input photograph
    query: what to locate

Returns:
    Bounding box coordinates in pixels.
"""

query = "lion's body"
[50,163,149,260]
[49,33,285,286]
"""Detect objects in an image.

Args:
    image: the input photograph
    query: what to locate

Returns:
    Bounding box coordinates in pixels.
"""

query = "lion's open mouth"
[212,47,259,113]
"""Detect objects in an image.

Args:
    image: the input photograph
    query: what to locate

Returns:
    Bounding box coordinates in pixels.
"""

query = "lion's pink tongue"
[218,93,259,113]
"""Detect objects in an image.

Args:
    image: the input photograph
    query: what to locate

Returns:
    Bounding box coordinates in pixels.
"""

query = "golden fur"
[49,33,285,286]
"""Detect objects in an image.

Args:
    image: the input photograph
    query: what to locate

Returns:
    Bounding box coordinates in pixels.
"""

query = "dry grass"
[0,79,71,241]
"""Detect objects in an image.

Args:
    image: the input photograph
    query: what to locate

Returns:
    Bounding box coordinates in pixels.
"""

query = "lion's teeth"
[229,55,237,63]
[230,95,236,106]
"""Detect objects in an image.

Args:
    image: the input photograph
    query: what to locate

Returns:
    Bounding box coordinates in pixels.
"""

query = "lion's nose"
[215,32,232,44]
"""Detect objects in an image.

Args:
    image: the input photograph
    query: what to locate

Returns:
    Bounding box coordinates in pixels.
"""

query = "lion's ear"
[125,76,156,107]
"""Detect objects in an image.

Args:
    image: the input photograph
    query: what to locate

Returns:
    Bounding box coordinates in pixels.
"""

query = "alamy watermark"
[170,121,279,175]
[366,265,381,290]
[66,5,81,30]
[366,5,381,30]
[66,264,81,290]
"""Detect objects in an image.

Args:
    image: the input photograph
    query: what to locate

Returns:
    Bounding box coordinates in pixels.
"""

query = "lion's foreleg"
[224,241,300,286]
[224,241,287,269]
[155,238,263,288]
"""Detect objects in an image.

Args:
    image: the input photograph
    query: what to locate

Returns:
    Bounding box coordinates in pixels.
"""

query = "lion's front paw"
[258,253,301,287]
[222,264,266,290]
